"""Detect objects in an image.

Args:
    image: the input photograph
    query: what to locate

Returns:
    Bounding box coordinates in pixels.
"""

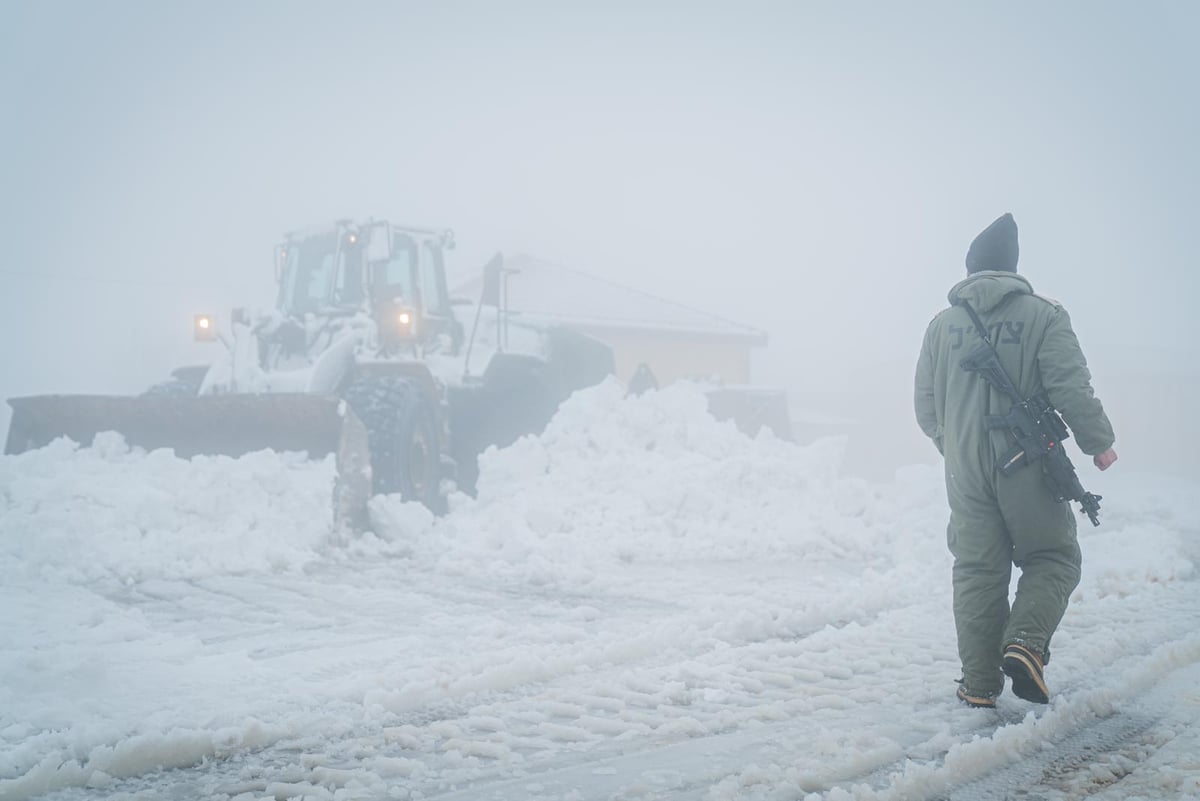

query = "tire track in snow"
[20,541,1199,801]
[21,555,936,801]
[939,711,1161,801]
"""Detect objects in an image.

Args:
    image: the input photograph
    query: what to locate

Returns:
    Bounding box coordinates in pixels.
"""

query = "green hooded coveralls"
[915,271,1114,696]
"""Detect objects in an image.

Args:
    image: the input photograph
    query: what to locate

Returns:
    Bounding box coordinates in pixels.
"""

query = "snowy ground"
[2,381,1198,801]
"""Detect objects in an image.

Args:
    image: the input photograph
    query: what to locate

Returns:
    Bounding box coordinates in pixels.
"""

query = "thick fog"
[2,1,1196,479]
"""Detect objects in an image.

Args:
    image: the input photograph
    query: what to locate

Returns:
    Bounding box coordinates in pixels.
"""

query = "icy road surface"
[2,381,1198,801]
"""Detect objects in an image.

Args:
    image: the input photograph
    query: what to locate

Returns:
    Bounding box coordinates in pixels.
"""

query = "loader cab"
[276,221,459,353]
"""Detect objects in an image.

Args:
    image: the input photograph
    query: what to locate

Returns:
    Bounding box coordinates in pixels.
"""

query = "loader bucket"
[5,393,371,530]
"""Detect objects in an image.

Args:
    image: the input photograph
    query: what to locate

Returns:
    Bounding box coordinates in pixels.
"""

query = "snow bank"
[0,382,942,589]
[0,433,337,583]
[372,379,946,584]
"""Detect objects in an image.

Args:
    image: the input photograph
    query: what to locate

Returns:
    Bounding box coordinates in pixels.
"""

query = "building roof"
[451,254,768,346]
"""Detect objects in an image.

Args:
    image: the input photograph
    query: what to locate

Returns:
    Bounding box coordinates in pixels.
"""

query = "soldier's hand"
[1094,448,1118,471]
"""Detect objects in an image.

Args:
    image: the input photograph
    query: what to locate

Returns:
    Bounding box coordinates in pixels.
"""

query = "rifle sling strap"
[953,298,1024,405]
[953,298,994,350]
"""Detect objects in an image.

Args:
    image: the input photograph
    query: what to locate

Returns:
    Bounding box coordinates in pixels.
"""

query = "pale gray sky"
[2,1,1196,470]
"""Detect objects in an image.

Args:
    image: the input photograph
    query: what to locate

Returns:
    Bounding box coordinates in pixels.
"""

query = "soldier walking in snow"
[914,213,1118,708]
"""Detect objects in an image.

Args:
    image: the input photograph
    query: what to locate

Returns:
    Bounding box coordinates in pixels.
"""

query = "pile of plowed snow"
[0,381,949,586]
[370,379,948,584]
[15,380,1185,596]
[0,433,336,583]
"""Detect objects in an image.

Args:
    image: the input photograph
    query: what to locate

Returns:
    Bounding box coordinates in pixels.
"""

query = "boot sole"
[1003,647,1049,704]
[956,686,997,709]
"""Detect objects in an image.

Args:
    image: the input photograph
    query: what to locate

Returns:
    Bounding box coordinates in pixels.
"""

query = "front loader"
[5,220,614,529]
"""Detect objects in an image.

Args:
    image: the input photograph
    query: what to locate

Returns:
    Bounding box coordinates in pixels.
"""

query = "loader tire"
[343,375,443,512]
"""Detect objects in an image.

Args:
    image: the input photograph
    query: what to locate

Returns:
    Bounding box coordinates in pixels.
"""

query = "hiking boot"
[956,683,997,709]
[1003,643,1049,704]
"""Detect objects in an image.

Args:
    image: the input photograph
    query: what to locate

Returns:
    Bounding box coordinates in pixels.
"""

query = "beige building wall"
[575,327,753,386]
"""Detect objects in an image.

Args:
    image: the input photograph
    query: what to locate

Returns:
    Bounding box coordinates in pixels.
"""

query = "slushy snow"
[1,380,1197,800]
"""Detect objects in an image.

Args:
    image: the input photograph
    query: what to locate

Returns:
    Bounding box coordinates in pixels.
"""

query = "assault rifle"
[955,301,1103,526]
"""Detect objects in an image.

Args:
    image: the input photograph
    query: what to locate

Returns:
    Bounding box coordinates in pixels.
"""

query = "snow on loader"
[5,220,614,529]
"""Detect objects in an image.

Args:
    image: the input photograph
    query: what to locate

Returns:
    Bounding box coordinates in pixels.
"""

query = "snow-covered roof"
[451,254,768,345]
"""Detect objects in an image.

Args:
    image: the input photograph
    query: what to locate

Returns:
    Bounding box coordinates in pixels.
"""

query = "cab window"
[419,242,448,314]
[373,234,418,301]
[279,233,338,314]
[333,242,365,304]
